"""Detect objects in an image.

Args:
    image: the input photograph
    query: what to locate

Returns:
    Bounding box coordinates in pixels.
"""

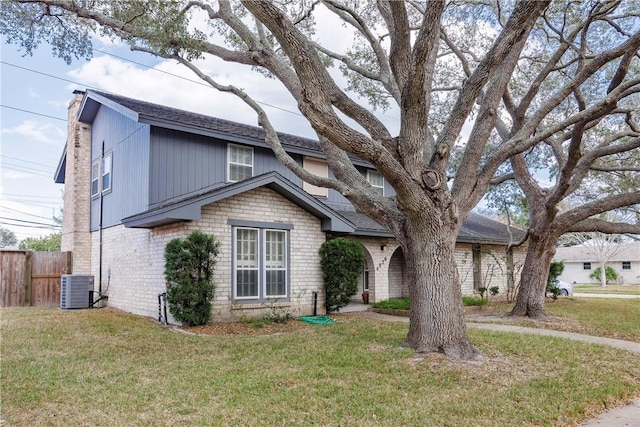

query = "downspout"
[98,140,104,296]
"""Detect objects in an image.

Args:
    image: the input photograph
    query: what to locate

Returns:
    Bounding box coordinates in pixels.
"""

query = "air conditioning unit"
[60,275,94,309]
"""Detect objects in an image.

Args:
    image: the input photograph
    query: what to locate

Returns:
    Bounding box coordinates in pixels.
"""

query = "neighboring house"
[554,242,640,285]
[55,90,527,322]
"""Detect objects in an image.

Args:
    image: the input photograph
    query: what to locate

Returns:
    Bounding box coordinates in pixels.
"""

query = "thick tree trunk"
[400,221,481,361]
[600,261,607,288]
[510,234,557,319]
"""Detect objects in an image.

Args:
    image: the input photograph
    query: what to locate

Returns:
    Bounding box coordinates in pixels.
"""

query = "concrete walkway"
[343,310,640,426]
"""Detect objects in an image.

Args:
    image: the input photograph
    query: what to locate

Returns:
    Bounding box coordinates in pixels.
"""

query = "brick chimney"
[60,91,92,274]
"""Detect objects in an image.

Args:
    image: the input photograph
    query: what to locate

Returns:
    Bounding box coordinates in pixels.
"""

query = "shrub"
[589,266,618,285]
[164,231,220,326]
[546,260,565,295]
[319,238,365,313]
[372,297,410,310]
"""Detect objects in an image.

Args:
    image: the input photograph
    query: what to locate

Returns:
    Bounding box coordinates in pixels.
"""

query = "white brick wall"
[94,187,326,322]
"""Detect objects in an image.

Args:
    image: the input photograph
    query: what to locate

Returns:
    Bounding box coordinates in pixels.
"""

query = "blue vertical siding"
[90,106,150,230]
[149,130,304,205]
[149,128,226,205]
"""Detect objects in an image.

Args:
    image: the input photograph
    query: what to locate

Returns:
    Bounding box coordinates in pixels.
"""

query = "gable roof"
[77,90,369,166]
[122,171,355,233]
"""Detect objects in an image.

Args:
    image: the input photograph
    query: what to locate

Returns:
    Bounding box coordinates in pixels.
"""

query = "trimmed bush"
[164,231,220,326]
[462,296,487,306]
[373,297,410,310]
[319,238,365,313]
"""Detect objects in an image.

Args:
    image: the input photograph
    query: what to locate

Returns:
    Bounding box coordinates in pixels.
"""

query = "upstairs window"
[583,262,591,270]
[622,261,631,270]
[228,144,253,182]
[367,170,384,195]
[91,161,100,197]
[102,152,112,193]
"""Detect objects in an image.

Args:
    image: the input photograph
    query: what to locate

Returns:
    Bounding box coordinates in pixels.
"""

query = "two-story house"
[55,89,526,322]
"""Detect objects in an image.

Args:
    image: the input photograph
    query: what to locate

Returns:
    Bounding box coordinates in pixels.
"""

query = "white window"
[583,262,591,270]
[102,152,112,193]
[233,227,288,301]
[363,264,369,292]
[622,261,631,270]
[91,161,100,197]
[367,170,384,195]
[265,230,287,297]
[235,228,259,298]
[228,144,253,182]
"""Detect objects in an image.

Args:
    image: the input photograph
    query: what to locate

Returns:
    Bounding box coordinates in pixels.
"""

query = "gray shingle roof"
[89,90,322,153]
[331,205,526,245]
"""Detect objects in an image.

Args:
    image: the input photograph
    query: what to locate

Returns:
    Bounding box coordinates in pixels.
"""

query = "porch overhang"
[122,171,355,233]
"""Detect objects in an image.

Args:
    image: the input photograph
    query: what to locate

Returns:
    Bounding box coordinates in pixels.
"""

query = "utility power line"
[0,154,57,170]
[0,216,61,228]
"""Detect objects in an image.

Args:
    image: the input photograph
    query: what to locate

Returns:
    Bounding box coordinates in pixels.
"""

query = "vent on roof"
[60,275,94,309]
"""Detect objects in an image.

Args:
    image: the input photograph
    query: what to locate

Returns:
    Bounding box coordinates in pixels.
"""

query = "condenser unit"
[60,275,94,309]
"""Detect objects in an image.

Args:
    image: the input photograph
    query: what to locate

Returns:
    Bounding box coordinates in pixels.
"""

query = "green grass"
[544,298,640,341]
[573,284,640,295]
[372,297,409,310]
[2,308,639,426]
[373,296,487,310]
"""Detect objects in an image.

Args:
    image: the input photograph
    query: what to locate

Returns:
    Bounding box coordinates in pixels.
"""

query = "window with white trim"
[367,170,384,195]
[622,261,631,270]
[91,161,100,197]
[102,152,112,193]
[233,227,288,301]
[228,144,253,182]
[583,262,591,270]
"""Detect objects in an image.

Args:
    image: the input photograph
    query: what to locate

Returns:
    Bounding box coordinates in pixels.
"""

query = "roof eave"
[122,172,356,233]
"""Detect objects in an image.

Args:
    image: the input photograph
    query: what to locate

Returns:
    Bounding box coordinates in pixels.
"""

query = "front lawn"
[2,307,639,426]
[463,298,640,342]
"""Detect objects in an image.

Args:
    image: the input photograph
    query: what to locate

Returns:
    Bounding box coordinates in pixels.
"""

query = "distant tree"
[19,233,62,251]
[574,223,629,287]
[589,266,618,286]
[0,227,18,248]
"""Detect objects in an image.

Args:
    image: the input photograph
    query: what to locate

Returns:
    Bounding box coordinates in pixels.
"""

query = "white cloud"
[66,54,317,138]
[1,120,66,146]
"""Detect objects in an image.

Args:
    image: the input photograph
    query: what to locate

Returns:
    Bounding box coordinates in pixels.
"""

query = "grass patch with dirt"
[466,298,640,342]
[573,284,640,295]
[2,307,639,426]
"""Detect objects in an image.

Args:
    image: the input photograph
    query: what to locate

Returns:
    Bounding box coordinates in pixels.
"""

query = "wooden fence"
[0,250,72,307]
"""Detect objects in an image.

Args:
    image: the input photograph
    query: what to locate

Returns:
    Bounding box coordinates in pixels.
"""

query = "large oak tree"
[3,0,638,359]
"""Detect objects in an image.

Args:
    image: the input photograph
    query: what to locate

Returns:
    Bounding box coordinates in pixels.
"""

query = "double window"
[91,152,112,197]
[622,261,631,270]
[583,262,591,270]
[233,224,289,301]
[228,144,253,182]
